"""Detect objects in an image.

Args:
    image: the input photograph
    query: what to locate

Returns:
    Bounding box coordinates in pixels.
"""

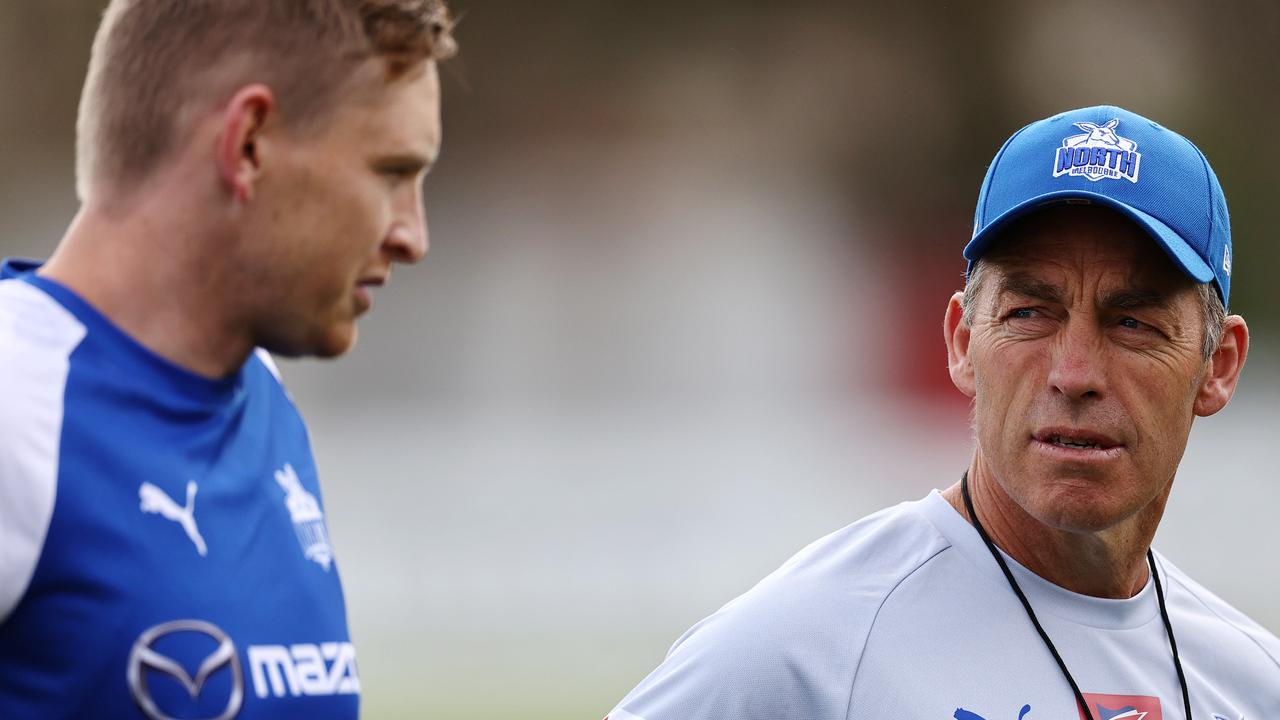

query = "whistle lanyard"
[959,472,1192,720]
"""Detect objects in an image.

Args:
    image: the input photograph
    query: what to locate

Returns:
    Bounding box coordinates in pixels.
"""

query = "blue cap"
[965,105,1232,308]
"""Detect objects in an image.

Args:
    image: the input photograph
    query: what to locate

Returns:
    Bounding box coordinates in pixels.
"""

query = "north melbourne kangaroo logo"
[139,481,208,557]
[1053,118,1141,183]
[274,463,333,571]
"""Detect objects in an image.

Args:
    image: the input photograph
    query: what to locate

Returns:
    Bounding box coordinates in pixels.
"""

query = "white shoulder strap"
[0,280,86,622]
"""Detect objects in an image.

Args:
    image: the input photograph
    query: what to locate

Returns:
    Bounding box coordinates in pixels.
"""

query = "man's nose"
[384,192,428,264]
[1048,318,1106,400]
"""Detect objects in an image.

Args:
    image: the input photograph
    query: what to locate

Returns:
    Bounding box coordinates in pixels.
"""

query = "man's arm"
[0,279,85,623]
[607,503,950,720]
[608,585,860,720]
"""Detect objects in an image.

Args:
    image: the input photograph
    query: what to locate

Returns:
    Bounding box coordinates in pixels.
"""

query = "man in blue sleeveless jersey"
[608,107,1279,718]
[0,2,455,718]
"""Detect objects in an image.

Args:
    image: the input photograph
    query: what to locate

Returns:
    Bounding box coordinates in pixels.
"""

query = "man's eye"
[1008,308,1037,320]
[379,165,424,184]
[1118,317,1144,330]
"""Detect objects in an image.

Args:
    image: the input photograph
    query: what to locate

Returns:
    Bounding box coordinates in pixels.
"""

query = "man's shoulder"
[0,278,85,622]
[747,495,954,607]
[0,278,87,424]
[1159,554,1280,678]
[610,496,957,720]
[669,495,956,662]
[0,277,86,362]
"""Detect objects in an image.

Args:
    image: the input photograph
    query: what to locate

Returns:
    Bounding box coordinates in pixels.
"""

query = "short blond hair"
[76,0,456,201]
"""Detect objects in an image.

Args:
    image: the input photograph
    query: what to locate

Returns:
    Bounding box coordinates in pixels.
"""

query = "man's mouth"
[353,276,387,312]
[1049,435,1104,450]
[1033,428,1122,452]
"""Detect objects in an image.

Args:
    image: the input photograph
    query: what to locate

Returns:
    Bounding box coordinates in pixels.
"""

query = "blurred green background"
[2,2,1277,718]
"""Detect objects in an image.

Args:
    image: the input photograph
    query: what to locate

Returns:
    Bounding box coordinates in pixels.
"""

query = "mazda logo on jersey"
[127,619,245,720]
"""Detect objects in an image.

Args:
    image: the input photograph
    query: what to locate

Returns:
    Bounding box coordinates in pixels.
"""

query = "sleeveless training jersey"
[0,259,359,719]
[610,491,1280,720]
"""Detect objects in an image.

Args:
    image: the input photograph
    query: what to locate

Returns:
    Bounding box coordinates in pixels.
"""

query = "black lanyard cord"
[960,472,1193,720]
[1149,542,1194,719]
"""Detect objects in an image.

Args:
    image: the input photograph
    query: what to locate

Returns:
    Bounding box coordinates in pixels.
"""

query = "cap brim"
[963,190,1215,283]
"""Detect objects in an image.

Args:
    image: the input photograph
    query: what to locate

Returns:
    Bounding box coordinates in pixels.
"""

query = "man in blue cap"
[609,107,1279,719]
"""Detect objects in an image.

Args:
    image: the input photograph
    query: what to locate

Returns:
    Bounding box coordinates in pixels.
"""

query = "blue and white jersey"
[0,259,358,720]
[610,491,1280,720]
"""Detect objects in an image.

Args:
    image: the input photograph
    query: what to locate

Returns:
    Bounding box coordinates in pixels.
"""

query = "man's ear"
[1193,314,1249,417]
[216,84,275,204]
[945,291,976,398]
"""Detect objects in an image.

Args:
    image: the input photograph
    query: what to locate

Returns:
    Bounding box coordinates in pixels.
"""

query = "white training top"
[610,491,1280,720]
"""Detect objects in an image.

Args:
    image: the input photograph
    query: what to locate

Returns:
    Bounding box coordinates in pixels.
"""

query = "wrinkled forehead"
[982,204,1196,294]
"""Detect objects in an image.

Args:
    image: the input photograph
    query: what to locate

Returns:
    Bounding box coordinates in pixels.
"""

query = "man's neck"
[40,199,255,380]
[940,459,1166,599]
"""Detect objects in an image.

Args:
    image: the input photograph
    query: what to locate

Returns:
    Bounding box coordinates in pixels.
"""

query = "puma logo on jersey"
[247,642,359,698]
[139,481,207,556]
[955,704,1031,720]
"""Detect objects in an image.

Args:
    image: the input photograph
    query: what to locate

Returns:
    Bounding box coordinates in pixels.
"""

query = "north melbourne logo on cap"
[1053,119,1141,183]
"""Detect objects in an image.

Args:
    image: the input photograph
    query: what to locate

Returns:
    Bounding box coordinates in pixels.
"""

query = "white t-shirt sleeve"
[609,502,950,720]
[610,587,859,720]
[1162,556,1280,671]
[0,281,85,622]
